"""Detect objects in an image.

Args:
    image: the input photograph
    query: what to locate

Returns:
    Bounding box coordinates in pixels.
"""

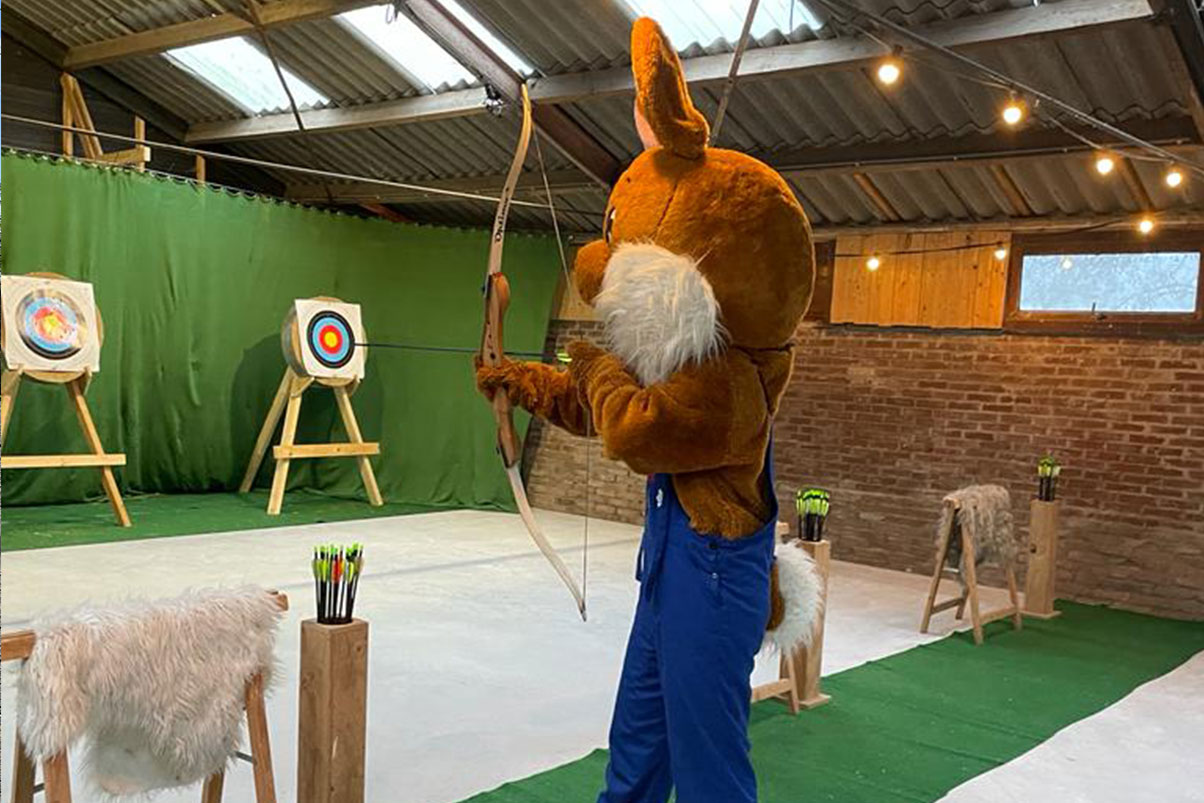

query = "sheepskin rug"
[764,541,824,655]
[938,484,1021,582]
[16,586,284,796]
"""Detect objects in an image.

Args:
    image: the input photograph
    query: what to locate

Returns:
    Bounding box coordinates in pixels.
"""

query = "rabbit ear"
[631,17,709,159]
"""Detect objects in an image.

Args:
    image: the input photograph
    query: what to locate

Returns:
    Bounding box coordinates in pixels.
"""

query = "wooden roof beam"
[852,173,902,221]
[61,0,379,70]
[403,0,619,188]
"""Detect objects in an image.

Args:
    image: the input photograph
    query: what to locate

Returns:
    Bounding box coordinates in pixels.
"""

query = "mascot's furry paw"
[764,542,823,655]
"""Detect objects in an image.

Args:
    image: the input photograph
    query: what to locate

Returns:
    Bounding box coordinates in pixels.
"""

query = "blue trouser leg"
[598,602,673,803]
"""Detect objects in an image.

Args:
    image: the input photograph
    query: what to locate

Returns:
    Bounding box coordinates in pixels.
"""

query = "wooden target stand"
[239,298,383,515]
[0,272,130,527]
[920,497,1022,645]
[0,591,287,803]
[751,523,832,713]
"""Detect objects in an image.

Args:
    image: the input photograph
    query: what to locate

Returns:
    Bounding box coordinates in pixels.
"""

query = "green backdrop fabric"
[0,152,562,509]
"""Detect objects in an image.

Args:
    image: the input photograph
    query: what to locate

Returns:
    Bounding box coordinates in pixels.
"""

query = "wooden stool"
[239,297,382,516]
[1,592,287,803]
[1,271,129,527]
[920,497,1022,645]
[1024,498,1062,619]
[752,525,831,713]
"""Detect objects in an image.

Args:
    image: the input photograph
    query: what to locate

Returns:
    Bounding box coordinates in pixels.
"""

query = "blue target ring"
[306,310,355,369]
[18,292,86,360]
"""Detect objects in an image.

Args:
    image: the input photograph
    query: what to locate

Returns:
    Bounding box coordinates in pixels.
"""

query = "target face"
[2,275,101,373]
[307,311,355,369]
[292,299,366,379]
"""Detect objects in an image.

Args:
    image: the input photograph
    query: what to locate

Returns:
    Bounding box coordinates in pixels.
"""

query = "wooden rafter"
[852,173,902,221]
[1118,158,1154,210]
[989,164,1034,217]
[62,0,379,70]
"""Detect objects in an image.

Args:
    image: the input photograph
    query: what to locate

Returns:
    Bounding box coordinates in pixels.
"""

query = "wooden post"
[298,619,369,803]
[133,117,147,172]
[42,752,73,803]
[195,155,207,185]
[67,377,131,527]
[333,386,384,507]
[1024,499,1062,619]
[267,376,307,516]
[1,370,21,444]
[788,539,831,709]
[11,736,37,803]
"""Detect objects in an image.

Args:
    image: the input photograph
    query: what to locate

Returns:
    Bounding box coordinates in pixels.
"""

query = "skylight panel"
[438,0,534,76]
[620,0,820,49]
[165,37,327,114]
[338,5,475,91]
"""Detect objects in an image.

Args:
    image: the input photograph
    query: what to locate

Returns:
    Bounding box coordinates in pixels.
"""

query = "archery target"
[290,299,366,379]
[1,275,101,373]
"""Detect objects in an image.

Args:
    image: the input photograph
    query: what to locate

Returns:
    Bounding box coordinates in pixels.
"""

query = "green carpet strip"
[462,602,1204,802]
[1,491,441,551]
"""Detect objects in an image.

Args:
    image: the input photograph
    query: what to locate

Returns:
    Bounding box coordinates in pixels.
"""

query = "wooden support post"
[11,736,37,803]
[133,116,147,172]
[920,505,956,634]
[240,369,295,493]
[789,539,832,709]
[298,619,369,803]
[1,370,21,445]
[42,752,73,803]
[333,386,384,507]
[961,528,985,645]
[245,673,278,803]
[67,377,131,527]
[1024,499,1062,619]
[195,155,207,185]
[267,378,306,516]
[60,81,74,157]
[201,772,225,803]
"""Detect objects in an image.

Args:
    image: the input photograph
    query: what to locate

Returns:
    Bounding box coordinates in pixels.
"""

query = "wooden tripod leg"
[201,771,225,803]
[67,378,131,527]
[11,735,37,803]
[955,590,969,620]
[962,529,984,645]
[267,382,304,516]
[333,386,384,507]
[1,371,21,446]
[779,652,801,715]
[921,507,955,633]
[1006,566,1023,632]
[245,674,277,803]
[42,752,72,803]
[240,370,295,493]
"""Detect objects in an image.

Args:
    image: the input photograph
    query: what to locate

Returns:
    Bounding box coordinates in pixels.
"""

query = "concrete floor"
[1,509,1197,802]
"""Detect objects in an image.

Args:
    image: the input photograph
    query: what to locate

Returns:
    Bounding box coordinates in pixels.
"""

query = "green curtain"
[0,152,562,509]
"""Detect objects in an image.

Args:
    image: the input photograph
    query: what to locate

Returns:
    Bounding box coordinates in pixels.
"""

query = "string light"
[1060,257,1074,271]
[1094,152,1116,176]
[1137,216,1156,235]
[876,58,902,86]
[1164,167,1185,188]
[994,246,1008,261]
[1001,98,1026,126]
[866,256,882,271]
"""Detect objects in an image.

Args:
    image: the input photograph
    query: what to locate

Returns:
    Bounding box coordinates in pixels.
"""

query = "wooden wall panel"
[832,231,1011,329]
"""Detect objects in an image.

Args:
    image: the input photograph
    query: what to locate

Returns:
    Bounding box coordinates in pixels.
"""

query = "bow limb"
[481,84,587,620]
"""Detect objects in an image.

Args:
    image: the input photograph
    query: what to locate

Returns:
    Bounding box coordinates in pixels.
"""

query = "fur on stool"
[764,542,824,655]
[16,586,283,795]
[938,484,1020,583]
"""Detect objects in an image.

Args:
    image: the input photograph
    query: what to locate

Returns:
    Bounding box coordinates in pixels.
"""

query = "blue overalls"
[598,442,778,803]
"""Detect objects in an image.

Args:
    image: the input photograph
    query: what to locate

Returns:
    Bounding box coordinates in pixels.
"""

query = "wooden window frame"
[1005,230,1204,336]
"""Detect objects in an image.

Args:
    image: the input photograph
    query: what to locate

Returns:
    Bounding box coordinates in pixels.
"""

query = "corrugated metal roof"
[5,0,1201,234]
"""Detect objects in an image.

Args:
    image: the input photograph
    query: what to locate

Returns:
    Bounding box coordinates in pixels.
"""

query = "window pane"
[339,5,475,91]
[619,0,820,50]
[1019,252,1200,313]
[165,38,327,115]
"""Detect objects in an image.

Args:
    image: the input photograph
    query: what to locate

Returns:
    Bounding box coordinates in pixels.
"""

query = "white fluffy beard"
[593,242,726,386]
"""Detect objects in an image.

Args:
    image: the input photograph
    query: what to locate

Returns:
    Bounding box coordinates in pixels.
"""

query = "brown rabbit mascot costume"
[478,18,822,802]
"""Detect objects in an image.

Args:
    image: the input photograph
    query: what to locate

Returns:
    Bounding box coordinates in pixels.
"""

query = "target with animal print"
[286,298,367,380]
[1,274,102,374]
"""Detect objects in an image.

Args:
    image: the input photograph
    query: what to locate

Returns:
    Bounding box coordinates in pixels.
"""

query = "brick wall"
[526,321,1204,620]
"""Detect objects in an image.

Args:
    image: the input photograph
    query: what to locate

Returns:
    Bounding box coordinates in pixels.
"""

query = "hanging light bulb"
[1095,152,1116,176]
[1138,216,1156,235]
[1001,98,1026,127]
[994,246,1009,261]
[866,256,882,271]
[876,58,902,86]
[1164,167,1185,188]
